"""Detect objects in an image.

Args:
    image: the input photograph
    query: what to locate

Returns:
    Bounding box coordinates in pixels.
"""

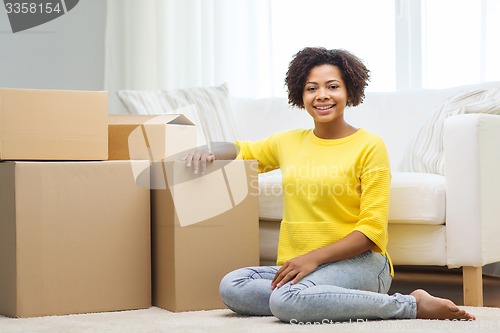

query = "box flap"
[108,115,157,125]
[108,114,195,126]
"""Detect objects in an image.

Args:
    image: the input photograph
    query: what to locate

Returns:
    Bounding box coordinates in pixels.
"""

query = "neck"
[313,121,357,140]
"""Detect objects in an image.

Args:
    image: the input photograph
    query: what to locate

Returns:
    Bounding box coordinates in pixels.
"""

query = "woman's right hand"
[182,142,238,174]
[183,149,215,175]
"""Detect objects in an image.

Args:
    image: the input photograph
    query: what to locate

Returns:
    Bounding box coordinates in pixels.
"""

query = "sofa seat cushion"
[258,171,445,226]
[259,221,448,266]
[258,169,284,221]
[387,224,447,266]
[389,172,445,225]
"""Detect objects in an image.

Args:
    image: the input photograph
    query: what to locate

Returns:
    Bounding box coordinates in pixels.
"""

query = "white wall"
[0,0,106,91]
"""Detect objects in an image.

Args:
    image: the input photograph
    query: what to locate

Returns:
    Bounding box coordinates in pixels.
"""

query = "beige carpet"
[1,306,500,333]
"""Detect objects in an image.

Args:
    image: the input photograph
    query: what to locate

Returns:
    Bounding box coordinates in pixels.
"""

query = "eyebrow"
[305,79,341,85]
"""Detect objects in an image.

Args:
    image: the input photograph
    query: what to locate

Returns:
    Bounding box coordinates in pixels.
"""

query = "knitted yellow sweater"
[236,129,393,274]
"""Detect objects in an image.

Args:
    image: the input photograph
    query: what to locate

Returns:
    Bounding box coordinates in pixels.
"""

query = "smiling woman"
[180,46,477,323]
[285,48,370,108]
[283,47,370,139]
[302,65,353,138]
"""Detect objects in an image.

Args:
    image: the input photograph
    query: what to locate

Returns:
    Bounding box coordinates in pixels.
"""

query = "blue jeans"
[219,250,417,323]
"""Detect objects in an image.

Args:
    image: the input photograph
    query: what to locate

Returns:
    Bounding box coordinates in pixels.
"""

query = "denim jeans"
[219,250,417,323]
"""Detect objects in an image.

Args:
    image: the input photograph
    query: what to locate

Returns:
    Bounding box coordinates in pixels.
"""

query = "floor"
[389,266,500,307]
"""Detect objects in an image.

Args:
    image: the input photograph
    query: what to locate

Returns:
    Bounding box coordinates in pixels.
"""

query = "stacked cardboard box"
[0,88,108,161]
[0,88,151,318]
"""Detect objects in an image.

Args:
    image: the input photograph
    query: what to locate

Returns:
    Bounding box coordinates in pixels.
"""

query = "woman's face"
[302,64,349,124]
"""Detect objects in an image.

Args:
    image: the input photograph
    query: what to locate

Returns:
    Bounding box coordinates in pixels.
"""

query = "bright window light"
[269,0,500,94]
[422,0,482,88]
[270,0,396,95]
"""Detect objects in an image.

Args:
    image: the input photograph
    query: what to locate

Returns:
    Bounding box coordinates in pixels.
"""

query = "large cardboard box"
[108,114,197,161]
[0,88,108,160]
[150,160,259,312]
[0,161,151,318]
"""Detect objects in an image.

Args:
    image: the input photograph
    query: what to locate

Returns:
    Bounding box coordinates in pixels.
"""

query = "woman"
[184,47,475,323]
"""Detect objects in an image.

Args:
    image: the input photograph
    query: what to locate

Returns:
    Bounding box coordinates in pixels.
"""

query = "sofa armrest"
[444,114,500,267]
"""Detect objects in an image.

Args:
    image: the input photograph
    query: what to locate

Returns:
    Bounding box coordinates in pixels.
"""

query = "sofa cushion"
[462,98,500,115]
[387,224,447,266]
[399,84,500,175]
[260,222,448,266]
[117,83,237,146]
[258,171,445,225]
[258,169,284,221]
[389,172,445,225]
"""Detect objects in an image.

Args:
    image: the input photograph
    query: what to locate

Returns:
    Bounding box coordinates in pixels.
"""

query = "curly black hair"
[285,47,370,108]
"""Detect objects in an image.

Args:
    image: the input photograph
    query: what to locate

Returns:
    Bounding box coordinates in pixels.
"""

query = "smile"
[315,105,334,110]
[314,104,335,114]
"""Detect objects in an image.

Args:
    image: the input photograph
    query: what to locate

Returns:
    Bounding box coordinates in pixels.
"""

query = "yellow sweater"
[236,129,393,274]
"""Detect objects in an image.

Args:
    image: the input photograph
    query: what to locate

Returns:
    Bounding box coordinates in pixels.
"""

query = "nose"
[316,87,329,100]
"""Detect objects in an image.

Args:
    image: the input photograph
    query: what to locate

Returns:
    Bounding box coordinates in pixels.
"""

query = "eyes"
[305,84,340,92]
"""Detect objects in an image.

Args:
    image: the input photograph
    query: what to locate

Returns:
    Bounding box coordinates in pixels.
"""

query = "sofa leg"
[463,266,483,307]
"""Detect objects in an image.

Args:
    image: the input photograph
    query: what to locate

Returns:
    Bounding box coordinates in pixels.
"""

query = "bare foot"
[410,289,476,320]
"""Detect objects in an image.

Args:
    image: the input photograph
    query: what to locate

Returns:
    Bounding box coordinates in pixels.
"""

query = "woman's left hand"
[271,253,319,290]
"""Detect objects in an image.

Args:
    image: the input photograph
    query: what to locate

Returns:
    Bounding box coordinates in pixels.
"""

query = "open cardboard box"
[149,159,260,312]
[0,88,108,161]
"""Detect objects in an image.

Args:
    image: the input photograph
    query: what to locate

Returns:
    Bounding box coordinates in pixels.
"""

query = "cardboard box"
[0,88,108,160]
[0,161,151,318]
[151,160,259,312]
[108,114,197,161]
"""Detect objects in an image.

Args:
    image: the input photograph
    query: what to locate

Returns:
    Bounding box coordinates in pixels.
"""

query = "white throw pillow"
[462,99,500,115]
[117,83,237,146]
[399,87,500,175]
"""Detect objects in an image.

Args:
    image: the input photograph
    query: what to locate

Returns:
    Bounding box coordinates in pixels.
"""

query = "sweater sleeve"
[353,138,391,255]
[235,133,282,173]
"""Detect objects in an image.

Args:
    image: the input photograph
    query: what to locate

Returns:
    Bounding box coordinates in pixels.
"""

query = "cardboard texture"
[151,160,259,312]
[0,161,151,318]
[0,88,108,160]
[108,114,198,161]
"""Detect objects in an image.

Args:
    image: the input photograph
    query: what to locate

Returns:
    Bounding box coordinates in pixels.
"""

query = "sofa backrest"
[345,88,462,168]
[231,82,500,169]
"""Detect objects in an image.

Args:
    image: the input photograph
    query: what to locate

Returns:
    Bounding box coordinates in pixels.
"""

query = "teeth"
[316,105,333,110]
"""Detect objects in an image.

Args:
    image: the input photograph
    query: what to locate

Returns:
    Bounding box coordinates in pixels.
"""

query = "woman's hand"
[183,149,215,175]
[270,231,375,290]
[182,142,239,174]
[271,253,320,290]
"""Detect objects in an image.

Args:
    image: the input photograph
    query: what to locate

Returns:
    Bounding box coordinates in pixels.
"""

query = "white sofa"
[230,82,500,307]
